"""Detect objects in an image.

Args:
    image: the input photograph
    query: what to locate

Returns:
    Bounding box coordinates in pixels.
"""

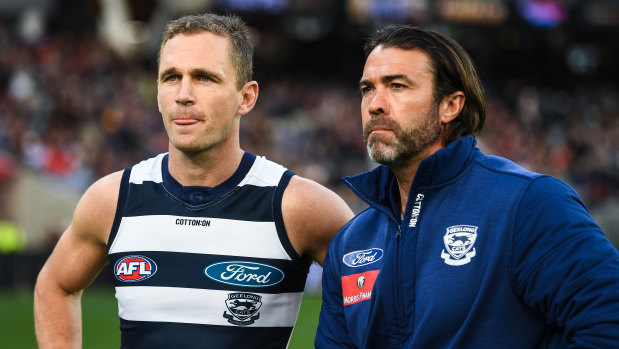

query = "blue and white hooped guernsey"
[107,152,309,349]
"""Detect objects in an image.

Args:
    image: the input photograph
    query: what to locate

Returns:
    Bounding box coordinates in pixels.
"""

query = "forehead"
[362,46,434,82]
[159,31,233,72]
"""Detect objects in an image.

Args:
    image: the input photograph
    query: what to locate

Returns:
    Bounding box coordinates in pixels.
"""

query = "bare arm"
[282,176,354,266]
[34,171,122,348]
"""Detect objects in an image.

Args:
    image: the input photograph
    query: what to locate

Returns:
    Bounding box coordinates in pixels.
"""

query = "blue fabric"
[316,136,619,348]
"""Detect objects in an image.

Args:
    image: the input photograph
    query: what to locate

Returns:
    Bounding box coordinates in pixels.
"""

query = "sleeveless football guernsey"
[107,152,309,349]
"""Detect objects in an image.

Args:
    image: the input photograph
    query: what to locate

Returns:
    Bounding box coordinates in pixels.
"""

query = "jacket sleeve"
[512,176,619,347]
[315,243,356,349]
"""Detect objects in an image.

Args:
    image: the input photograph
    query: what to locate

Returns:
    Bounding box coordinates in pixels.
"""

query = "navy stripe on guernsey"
[119,319,292,349]
[108,251,307,293]
[107,152,309,349]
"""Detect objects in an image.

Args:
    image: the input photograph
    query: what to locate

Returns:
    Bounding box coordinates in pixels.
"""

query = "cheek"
[360,103,370,123]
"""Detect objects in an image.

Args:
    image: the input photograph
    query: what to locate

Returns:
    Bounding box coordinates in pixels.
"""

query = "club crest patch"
[441,225,478,266]
[223,292,262,326]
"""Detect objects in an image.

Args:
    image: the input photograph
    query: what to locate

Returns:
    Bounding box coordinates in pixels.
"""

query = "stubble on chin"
[363,115,441,167]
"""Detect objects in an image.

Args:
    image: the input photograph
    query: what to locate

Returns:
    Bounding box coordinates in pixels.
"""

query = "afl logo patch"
[204,261,284,287]
[114,255,157,282]
[343,248,383,267]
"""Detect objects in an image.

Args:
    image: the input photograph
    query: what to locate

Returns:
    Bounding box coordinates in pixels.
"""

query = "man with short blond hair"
[35,13,353,349]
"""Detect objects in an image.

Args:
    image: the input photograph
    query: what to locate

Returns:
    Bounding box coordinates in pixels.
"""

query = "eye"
[360,86,373,95]
[392,83,405,89]
[163,75,179,82]
[198,75,211,82]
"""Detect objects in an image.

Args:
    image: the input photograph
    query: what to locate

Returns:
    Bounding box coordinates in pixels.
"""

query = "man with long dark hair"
[316,24,619,348]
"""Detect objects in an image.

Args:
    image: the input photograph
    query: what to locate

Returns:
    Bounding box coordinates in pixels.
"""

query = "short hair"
[364,25,485,145]
[158,13,253,89]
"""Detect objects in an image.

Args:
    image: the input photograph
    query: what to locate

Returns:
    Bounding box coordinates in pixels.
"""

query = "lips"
[363,123,394,140]
[173,118,199,125]
[170,108,204,125]
[363,114,400,140]
[369,126,392,133]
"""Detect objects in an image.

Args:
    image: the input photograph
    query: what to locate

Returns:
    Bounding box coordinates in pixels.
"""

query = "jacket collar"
[343,136,478,215]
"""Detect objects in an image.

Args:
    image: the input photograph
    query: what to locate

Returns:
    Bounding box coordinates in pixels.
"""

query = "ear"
[237,81,259,116]
[439,91,465,125]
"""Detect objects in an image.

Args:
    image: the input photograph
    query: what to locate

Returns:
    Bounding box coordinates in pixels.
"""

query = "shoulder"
[128,153,165,184]
[283,176,353,221]
[471,153,586,218]
[72,170,124,244]
[329,206,389,252]
[82,170,124,208]
[473,153,543,181]
[282,175,354,264]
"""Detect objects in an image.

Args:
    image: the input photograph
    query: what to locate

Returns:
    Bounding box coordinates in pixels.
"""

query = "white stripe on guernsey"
[116,286,304,327]
[129,153,166,184]
[238,156,287,188]
[109,215,292,260]
[128,153,286,188]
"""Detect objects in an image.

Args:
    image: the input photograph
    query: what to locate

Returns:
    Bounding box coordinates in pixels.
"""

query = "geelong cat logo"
[441,225,478,266]
[204,261,284,287]
[114,255,157,282]
[342,248,383,267]
[223,292,263,326]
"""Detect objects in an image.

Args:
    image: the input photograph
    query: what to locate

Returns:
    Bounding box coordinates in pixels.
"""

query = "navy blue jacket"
[316,136,619,348]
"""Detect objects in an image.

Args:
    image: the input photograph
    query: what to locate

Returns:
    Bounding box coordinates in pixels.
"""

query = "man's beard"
[363,108,441,167]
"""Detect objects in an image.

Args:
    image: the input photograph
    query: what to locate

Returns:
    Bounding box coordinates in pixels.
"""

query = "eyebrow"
[159,67,224,82]
[359,74,415,88]
[159,67,178,81]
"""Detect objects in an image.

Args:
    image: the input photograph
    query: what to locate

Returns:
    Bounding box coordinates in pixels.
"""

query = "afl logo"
[114,255,157,282]
[343,248,383,267]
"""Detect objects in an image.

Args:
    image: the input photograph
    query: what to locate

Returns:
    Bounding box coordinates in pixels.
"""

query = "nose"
[175,78,195,106]
[367,88,389,117]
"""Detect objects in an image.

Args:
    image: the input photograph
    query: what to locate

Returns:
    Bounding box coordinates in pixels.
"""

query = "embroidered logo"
[441,225,478,266]
[205,261,284,287]
[342,270,380,306]
[114,255,157,282]
[342,248,383,268]
[223,292,262,326]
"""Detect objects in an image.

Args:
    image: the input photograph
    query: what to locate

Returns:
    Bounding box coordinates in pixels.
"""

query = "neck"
[167,145,244,187]
[390,141,443,215]
[391,163,418,216]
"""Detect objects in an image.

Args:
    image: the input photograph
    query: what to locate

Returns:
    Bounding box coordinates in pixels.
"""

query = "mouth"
[369,126,392,134]
[364,126,393,140]
[173,118,200,125]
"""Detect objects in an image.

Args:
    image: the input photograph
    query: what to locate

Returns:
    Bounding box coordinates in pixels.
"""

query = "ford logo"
[204,261,284,287]
[342,248,383,267]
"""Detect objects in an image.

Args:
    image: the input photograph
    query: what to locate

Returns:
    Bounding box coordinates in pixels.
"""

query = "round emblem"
[357,275,365,289]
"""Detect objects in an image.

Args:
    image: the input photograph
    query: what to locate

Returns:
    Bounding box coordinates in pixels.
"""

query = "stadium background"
[0,0,618,347]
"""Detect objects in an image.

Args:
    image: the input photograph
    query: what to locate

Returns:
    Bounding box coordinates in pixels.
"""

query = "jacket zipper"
[394,225,404,343]
[343,178,411,344]
[395,190,424,344]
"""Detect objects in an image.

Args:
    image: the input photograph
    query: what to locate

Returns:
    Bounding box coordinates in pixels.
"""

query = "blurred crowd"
[0,26,617,250]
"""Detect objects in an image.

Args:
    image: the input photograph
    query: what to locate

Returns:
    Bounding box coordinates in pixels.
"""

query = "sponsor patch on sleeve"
[341,270,380,306]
